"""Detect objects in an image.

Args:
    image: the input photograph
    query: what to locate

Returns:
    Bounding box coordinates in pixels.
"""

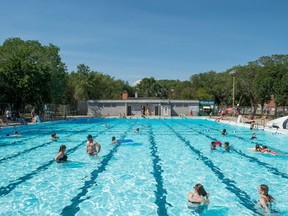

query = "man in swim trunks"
[86,134,101,156]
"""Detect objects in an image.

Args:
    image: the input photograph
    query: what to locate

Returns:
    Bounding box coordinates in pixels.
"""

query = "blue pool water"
[0,118,287,215]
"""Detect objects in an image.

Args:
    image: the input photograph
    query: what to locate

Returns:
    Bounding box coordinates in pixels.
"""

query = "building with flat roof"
[80,92,214,117]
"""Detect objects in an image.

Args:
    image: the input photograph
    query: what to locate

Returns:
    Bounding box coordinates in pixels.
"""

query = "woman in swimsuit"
[257,184,275,214]
[86,134,101,156]
[187,183,209,205]
[55,145,68,162]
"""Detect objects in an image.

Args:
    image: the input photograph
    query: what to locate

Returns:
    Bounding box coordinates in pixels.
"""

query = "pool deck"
[2,114,288,135]
[207,116,288,135]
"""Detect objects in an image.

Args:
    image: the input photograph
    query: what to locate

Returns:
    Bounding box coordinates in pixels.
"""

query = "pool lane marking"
[60,125,133,216]
[0,140,55,163]
[0,126,90,148]
[0,124,64,147]
[0,137,33,147]
[148,126,169,216]
[0,125,119,197]
[163,122,257,214]
[193,123,288,179]
[0,123,119,197]
[0,117,110,148]
[0,141,83,197]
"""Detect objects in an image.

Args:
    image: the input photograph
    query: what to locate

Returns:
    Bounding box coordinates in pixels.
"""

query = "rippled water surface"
[0,118,287,215]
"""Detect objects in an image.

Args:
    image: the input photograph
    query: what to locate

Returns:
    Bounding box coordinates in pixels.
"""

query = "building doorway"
[127,106,132,116]
[155,106,159,115]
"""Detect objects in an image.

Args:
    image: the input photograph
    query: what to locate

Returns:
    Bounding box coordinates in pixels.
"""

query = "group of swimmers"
[6,131,20,136]
[210,141,230,152]
[252,144,279,155]
[53,124,143,162]
[187,183,274,214]
[52,124,276,213]
[54,134,102,162]
[221,128,281,156]
[5,126,21,136]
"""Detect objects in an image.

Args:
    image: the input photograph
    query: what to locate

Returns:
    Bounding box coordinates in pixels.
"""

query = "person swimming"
[252,144,278,155]
[51,133,59,140]
[251,133,257,140]
[256,184,275,214]
[261,146,279,155]
[14,131,20,136]
[187,183,209,206]
[6,131,21,136]
[211,142,216,150]
[221,129,227,135]
[54,145,68,162]
[112,136,118,144]
[255,144,262,152]
[224,142,230,152]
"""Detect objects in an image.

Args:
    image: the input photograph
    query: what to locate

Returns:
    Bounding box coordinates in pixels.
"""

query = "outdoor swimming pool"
[0,118,287,215]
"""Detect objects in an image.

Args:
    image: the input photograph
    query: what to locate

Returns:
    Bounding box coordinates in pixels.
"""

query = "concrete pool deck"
[207,116,288,135]
[2,114,287,135]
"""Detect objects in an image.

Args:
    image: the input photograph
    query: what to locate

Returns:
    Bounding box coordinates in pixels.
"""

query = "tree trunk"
[260,101,264,115]
[274,105,278,119]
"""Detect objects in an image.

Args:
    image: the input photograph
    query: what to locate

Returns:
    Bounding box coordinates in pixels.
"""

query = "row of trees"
[135,55,288,115]
[189,55,288,115]
[1,37,288,115]
[0,38,132,114]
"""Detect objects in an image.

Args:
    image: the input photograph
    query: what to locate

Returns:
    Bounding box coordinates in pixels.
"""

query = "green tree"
[255,54,288,116]
[0,38,67,111]
[190,71,229,105]
[253,66,273,114]
[136,77,158,97]
[66,64,132,102]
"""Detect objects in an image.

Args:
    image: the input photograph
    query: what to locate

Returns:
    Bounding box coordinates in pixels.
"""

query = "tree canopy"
[0,38,67,111]
[1,37,288,116]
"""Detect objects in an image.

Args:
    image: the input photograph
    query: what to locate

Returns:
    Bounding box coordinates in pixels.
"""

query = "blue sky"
[1,0,288,85]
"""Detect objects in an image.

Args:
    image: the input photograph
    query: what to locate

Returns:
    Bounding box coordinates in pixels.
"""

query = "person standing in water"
[54,145,68,162]
[86,134,101,156]
[187,183,209,205]
[257,184,275,214]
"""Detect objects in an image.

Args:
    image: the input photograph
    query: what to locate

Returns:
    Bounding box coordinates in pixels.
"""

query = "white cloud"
[130,79,142,87]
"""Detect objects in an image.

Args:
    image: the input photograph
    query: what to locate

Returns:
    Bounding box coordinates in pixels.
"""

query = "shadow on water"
[57,161,88,168]
[188,204,229,216]
[201,206,229,216]
[121,142,143,147]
